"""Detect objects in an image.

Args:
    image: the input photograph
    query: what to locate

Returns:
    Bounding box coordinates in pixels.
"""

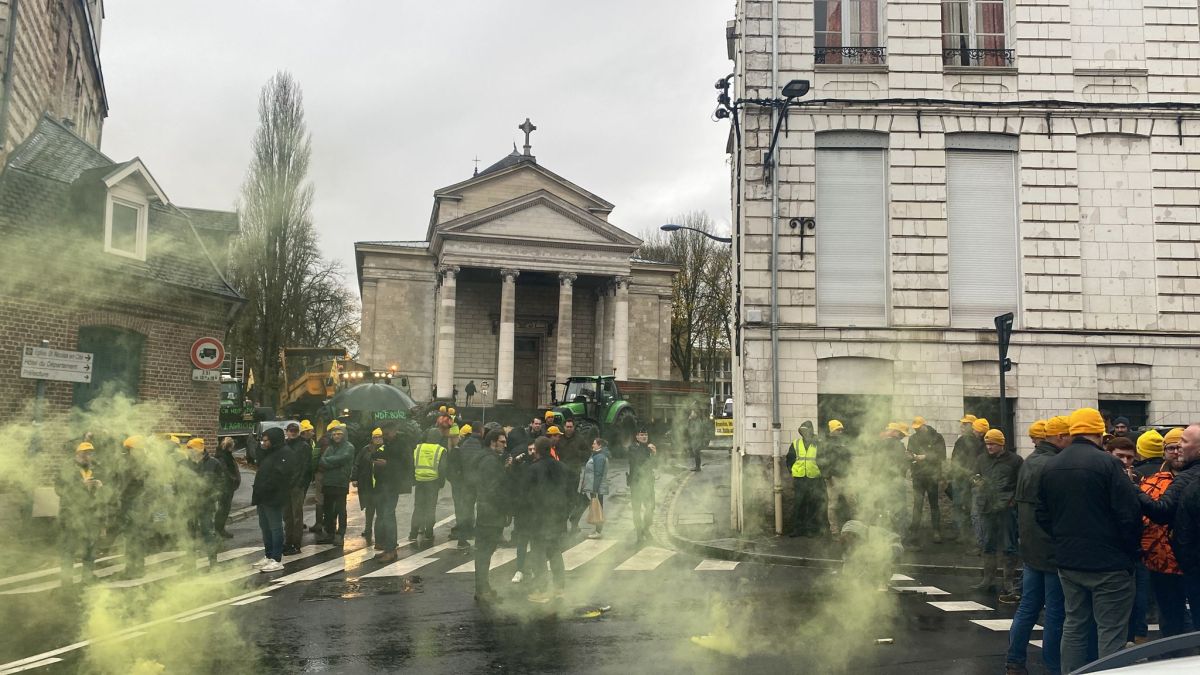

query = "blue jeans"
[1007,566,1064,674]
[257,504,284,562]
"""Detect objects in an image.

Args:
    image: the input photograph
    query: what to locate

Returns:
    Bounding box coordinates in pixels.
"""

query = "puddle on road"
[301,575,424,601]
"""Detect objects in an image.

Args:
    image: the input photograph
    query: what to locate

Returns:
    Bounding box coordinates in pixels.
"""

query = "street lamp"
[660,223,732,244]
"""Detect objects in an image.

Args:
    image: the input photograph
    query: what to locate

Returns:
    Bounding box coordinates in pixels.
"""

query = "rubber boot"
[970,554,997,591]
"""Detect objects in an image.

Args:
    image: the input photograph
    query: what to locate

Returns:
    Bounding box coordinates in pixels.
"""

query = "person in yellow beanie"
[970,427,1022,596]
[1037,407,1144,671]
[57,440,105,585]
[1133,429,1165,481]
[1006,418,1069,671]
[823,419,850,535]
[949,413,987,547]
[909,416,947,545]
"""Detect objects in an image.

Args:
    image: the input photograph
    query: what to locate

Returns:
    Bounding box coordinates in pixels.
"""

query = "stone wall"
[357,248,437,401]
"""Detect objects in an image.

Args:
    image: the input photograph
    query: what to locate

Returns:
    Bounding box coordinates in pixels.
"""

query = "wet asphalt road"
[0,471,1051,674]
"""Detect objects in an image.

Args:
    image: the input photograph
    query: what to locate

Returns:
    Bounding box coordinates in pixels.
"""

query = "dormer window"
[99,159,168,262]
[105,188,148,260]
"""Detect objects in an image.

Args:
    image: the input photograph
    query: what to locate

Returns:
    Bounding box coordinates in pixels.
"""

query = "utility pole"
[995,313,1014,445]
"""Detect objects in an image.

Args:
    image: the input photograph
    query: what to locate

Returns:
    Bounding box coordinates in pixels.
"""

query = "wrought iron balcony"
[942,48,1015,67]
[814,46,887,66]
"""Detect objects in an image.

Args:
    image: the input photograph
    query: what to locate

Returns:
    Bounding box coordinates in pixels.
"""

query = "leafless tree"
[227,72,359,405]
[638,211,732,393]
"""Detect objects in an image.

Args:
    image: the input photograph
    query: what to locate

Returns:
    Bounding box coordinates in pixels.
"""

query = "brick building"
[356,126,676,409]
[0,0,106,166]
[725,0,1200,525]
[0,117,243,443]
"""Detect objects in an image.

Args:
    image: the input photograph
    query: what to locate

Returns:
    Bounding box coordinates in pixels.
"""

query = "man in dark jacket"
[252,427,297,572]
[283,422,311,554]
[1006,417,1068,675]
[627,428,658,545]
[372,423,408,562]
[559,419,592,534]
[1171,471,1200,631]
[785,421,823,538]
[472,429,512,603]
[526,436,572,604]
[822,420,852,535]
[1138,423,1200,526]
[213,437,241,538]
[908,417,945,543]
[317,422,355,546]
[57,441,104,585]
[506,416,544,457]
[182,438,223,569]
[950,415,985,546]
[448,424,482,552]
[353,429,384,547]
[1036,408,1142,673]
[972,428,1022,593]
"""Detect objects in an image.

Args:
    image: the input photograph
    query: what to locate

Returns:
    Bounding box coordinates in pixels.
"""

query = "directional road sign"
[20,346,94,383]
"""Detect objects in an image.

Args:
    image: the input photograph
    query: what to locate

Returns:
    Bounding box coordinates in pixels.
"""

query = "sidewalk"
[665,448,985,576]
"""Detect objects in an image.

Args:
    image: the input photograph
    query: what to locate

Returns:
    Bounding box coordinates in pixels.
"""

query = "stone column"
[496,268,519,403]
[435,265,459,399]
[602,280,615,374]
[554,272,577,398]
[593,285,607,373]
[613,276,630,380]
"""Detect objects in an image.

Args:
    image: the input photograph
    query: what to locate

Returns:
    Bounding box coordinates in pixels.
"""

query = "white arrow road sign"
[20,346,94,383]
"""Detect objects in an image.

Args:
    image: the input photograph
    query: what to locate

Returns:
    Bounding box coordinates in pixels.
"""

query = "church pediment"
[433,191,641,252]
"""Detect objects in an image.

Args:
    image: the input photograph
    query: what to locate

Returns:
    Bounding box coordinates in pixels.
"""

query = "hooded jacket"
[252,428,296,507]
[319,435,356,488]
[1015,440,1060,571]
[1036,436,1143,572]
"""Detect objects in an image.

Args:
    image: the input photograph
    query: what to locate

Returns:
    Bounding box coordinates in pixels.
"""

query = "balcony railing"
[942,48,1014,67]
[814,46,887,66]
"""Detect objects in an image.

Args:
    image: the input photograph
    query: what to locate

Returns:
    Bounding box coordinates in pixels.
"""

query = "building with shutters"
[725,0,1200,523]
[356,129,676,409]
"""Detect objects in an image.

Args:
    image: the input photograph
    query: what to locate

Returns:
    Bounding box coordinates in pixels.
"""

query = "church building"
[355,121,676,408]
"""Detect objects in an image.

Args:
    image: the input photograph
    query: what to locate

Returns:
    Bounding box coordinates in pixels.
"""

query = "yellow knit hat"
[1136,429,1164,459]
[1045,416,1070,437]
[1029,420,1047,440]
[185,437,205,451]
[960,414,977,424]
[1068,408,1106,436]
[300,420,314,432]
[972,418,990,434]
[984,428,1006,446]
[912,416,926,429]
[828,419,844,433]
[886,422,908,436]
[371,428,383,437]
[76,441,95,452]
[1164,427,1185,447]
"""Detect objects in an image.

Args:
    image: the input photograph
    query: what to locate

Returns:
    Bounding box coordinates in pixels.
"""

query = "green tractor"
[551,375,638,448]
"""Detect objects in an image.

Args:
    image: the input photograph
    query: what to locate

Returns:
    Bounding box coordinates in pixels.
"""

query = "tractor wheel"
[604,409,638,454]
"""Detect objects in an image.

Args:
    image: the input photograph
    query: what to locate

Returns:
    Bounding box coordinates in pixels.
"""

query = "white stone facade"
[728,0,1200,465]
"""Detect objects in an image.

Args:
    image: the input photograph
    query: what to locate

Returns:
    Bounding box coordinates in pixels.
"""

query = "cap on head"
[1068,407,1106,436]
[828,419,844,433]
[1045,416,1070,437]
[1029,420,1047,440]
[328,420,346,432]
[299,420,314,432]
[448,407,456,416]
[912,416,926,429]
[1137,429,1164,459]
[123,435,144,450]
[1114,416,1131,427]
[76,441,95,453]
[984,429,1006,446]
[960,414,977,424]
[286,422,300,432]
[1164,427,1185,447]
[438,405,447,413]
[546,425,562,436]
[459,424,473,436]
[886,422,908,436]
[185,438,205,451]
[544,410,556,421]
[972,418,990,434]
[371,427,383,438]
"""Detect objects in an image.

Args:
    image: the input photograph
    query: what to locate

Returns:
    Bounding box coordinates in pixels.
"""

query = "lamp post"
[660,223,733,244]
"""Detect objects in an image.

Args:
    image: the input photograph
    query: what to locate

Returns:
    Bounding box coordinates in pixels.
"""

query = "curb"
[664,469,984,576]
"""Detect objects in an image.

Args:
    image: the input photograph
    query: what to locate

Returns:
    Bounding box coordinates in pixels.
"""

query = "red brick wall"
[0,293,230,450]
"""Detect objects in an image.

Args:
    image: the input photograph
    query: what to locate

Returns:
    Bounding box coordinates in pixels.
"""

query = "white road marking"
[971,618,1042,632]
[273,546,379,584]
[448,549,517,573]
[175,611,216,623]
[892,586,950,595]
[694,559,739,571]
[362,542,456,578]
[231,595,270,606]
[0,656,63,673]
[1030,639,1043,648]
[0,555,121,588]
[614,547,676,571]
[562,538,618,571]
[112,632,146,643]
[928,601,993,612]
[889,573,914,582]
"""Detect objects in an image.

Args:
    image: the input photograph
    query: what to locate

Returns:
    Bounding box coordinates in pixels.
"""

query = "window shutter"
[816,148,888,327]
[946,150,1019,328]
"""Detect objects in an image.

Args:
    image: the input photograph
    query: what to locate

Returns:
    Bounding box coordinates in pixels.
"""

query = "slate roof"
[179,207,239,233]
[479,148,535,176]
[0,116,243,303]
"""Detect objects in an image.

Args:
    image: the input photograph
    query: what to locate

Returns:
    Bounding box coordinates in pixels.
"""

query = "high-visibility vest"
[413,442,446,482]
[790,438,820,478]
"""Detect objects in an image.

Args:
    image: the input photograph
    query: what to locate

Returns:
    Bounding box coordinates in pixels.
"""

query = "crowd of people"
[784,408,1200,674]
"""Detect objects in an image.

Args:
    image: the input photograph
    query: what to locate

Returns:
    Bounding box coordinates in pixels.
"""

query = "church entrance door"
[514,336,540,409]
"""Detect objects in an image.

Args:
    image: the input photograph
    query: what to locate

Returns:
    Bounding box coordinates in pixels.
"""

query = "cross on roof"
[473,155,480,176]
[518,118,537,156]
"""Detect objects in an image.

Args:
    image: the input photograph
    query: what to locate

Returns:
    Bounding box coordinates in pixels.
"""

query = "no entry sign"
[190,337,225,370]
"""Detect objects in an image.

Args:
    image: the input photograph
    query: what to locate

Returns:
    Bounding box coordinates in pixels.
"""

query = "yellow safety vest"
[790,438,820,478]
[413,442,446,482]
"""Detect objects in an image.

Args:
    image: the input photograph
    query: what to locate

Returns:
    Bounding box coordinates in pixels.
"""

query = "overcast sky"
[99,1,734,280]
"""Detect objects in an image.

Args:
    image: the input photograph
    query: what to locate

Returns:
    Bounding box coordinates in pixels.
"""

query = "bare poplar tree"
[638,211,732,389]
